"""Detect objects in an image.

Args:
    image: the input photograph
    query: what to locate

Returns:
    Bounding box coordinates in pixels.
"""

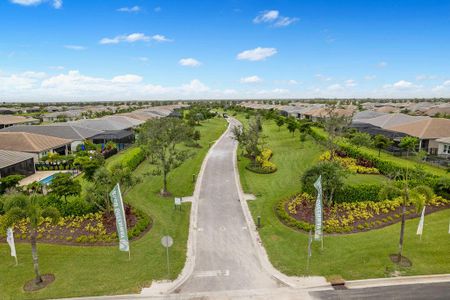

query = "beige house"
[385,118,450,154]
[436,137,450,157]
[0,115,39,129]
[0,132,71,162]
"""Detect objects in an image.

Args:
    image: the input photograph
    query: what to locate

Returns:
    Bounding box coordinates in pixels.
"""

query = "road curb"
[230,118,330,290]
[141,119,232,296]
[345,273,450,289]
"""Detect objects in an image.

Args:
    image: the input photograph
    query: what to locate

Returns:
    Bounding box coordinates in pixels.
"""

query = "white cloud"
[111,74,143,84]
[137,57,149,62]
[377,61,388,68]
[253,10,279,23]
[431,80,450,92]
[287,79,298,85]
[240,75,262,84]
[237,47,277,61]
[100,33,150,44]
[383,80,418,90]
[117,6,140,13]
[49,66,64,70]
[416,74,437,81]
[11,0,62,9]
[179,58,201,67]
[64,45,86,51]
[274,17,299,27]
[315,74,332,81]
[180,79,210,93]
[100,33,171,45]
[345,79,357,87]
[327,84,344,91]
[253,10,298,27]
[151,34,172,42]
[364,75,376,80]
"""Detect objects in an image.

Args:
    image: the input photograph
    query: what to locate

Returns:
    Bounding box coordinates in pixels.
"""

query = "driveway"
[177,118,279,293]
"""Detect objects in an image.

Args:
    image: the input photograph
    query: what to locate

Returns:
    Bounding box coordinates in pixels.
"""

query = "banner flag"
[6,228,17,258]
[314,175,323,241]
[416,207,426,236]
[109,184,129,252]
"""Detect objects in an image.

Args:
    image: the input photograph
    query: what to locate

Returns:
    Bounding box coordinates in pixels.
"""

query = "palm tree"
[379,175,433,263]
[1,193,60,284]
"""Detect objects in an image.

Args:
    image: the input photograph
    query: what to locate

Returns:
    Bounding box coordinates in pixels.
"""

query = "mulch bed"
[285,199,450,234]
[23,274,55,292]
[389,254,413,267]
[0,204,152,246]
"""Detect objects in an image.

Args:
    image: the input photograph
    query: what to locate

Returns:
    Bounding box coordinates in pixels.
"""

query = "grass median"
[237,117,450,280]
[0,117,227,300]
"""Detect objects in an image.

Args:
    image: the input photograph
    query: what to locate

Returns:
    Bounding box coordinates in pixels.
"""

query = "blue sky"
[1,0,450,101]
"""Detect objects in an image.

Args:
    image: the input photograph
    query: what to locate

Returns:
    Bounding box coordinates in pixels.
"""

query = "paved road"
[310,282,450,300]
[177,118,280,293]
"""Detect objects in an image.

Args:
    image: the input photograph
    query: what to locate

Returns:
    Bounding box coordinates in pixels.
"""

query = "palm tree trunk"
[397,198,407,262]
[31,229,42,284]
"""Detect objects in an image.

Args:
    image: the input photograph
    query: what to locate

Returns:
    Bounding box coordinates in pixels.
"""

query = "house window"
[444,144,449,154]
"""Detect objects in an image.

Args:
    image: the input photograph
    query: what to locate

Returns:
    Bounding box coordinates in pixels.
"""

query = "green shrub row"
[128,207,152,239]
[275,197,313,231]
[121,147,145,171]
[334,184,382,203]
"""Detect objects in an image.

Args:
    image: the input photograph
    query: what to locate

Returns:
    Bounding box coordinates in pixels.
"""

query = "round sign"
[161,236,173,248]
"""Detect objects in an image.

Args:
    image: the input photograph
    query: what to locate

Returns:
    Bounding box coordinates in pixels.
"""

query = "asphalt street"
[310,282,450,300]
[177,118,280,293]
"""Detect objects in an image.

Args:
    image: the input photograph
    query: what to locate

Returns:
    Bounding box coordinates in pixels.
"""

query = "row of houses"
[240,101,450,158]
[352,112,450,157]
[0,105,184,178]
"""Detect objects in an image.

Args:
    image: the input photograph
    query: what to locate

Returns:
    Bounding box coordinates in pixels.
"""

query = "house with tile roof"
[0,150,35,178]
[385,118,450,154]
[0,115,39,129]
[0,124,103,152]
[0,132,71,162]
[436,137,450,158]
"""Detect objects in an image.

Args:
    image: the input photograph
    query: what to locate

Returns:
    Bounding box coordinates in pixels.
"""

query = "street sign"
[161,235,173,248]
[161,235,173,278]
[174,198,182,211]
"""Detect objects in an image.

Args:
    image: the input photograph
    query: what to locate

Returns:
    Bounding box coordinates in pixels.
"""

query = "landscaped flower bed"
[277,192,449,234]
[320,150,380,174]
[246,148,277,174]
[0,205,151,245]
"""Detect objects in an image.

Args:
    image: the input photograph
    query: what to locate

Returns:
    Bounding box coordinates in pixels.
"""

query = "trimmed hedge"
[121,147,145,171]
[335,184,382,203]
[128,207,152,239]
[275,197,313,231]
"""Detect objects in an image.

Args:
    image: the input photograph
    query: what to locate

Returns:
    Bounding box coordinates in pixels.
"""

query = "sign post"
[161,236,173,278]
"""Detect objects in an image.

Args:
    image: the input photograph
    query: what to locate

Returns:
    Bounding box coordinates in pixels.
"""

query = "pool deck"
[19,170,70,186]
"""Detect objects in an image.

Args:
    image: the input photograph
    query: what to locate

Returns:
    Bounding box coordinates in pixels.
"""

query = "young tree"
[350,132,372,148]
[286,118,298,137]
[373,134,392,157]
[301,161,348,205]
[298,121,313,142]
[1,193,60,284]
[232,117,264,162]
[0,175,25,194]
[275,116,285,131]
[399,136,419,158]
[84,166,113,213]
[323,106,351,159]
[138,118,193,195]
[379,176,433,263]
[49,173,81,201]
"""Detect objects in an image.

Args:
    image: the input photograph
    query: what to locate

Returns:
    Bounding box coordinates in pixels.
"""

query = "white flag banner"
[416,207,426,236]
[6,228,17,258]
[314,175,323,241]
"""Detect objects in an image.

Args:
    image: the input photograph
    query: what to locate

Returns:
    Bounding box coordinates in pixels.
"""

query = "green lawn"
[311,127,449,178]
[0,117,227,300]
[238,118,450,280]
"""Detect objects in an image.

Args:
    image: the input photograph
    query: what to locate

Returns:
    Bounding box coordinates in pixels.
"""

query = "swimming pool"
[39,174,55,185]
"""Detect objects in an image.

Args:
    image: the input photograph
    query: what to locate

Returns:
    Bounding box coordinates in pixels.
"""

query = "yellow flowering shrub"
[320,151,380,174]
